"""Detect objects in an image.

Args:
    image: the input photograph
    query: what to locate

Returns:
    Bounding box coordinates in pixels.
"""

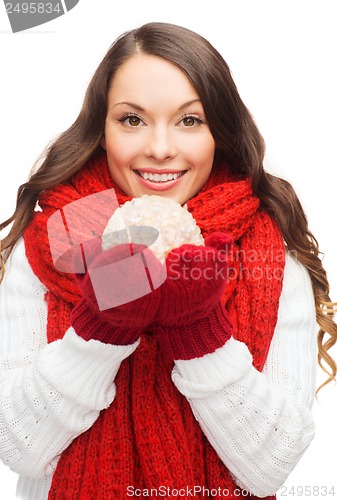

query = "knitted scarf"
[24,150,285,499]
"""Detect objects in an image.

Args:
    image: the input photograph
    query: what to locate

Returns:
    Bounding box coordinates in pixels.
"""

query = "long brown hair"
[1,22,336,390]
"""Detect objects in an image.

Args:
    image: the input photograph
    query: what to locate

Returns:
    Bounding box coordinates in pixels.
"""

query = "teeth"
[137,171,184,182]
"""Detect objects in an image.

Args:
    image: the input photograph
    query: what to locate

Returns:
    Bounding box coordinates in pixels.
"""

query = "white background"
[0,1,336,499]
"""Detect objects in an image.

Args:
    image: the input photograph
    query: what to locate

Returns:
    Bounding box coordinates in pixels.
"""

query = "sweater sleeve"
[0,238,138,479]
[172,251,317,497]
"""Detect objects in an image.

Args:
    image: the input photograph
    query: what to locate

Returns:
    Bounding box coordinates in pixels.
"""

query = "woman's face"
[101,55,216,204]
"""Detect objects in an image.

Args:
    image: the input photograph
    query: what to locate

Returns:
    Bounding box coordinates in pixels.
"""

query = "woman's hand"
[71,237,164,345]
[153,232,234,360]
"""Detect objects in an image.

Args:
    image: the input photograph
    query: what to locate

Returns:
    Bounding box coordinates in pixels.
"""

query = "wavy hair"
[1,22,336,391]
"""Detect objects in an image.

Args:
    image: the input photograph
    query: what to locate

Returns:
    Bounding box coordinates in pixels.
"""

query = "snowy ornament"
[102,195,204,262]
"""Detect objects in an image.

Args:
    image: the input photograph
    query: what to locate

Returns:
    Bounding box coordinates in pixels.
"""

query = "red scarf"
[24,150,285,499]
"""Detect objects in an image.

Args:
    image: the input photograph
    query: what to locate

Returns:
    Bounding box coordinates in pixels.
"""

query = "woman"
[0,22,336,499]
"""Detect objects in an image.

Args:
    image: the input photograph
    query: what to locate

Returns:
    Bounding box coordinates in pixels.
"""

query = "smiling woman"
[0,21,336,500]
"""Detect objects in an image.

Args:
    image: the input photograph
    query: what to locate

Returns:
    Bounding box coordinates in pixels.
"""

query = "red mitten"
[71,237,164,345]
[153,232,233,360]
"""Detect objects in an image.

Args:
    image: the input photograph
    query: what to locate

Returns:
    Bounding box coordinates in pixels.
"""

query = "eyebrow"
[178,99,201,110]
[113,101,145,111]
[113,99,202,111]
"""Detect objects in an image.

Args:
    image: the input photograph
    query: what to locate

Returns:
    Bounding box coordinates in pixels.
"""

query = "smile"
[135,171,186,183]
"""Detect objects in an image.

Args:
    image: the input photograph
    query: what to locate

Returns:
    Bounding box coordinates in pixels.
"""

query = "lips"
[135,170,186,183]
[134,169,187,191]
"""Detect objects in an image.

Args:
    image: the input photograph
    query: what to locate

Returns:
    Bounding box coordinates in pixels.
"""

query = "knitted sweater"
[0,237,317,499]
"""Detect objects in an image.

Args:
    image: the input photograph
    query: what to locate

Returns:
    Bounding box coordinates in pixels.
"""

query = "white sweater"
[0,238,317,499]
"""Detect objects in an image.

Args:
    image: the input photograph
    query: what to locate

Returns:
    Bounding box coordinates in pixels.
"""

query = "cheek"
[190,135,215,166]
[183,130,214,152]
[105,135,137,166]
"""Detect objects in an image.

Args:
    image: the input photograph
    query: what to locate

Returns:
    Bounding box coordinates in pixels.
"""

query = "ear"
[100,136,106,150]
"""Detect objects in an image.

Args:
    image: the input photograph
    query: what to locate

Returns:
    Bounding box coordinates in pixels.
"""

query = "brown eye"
[180,115,204,127]
[182,116,196,127]
[128,116,141,127]
[119,114,143,127]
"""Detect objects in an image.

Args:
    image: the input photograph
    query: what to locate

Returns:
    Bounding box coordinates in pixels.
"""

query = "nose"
[144,125,177,162]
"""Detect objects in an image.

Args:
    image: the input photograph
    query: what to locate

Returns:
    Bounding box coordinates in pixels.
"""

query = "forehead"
[108,54,200,105]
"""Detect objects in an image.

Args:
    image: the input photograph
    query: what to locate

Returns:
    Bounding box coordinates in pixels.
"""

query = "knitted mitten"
[153,232,233,360]
[71,237,164,345]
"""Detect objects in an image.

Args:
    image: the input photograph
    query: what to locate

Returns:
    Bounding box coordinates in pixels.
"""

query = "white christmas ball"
[102,195,204,262]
